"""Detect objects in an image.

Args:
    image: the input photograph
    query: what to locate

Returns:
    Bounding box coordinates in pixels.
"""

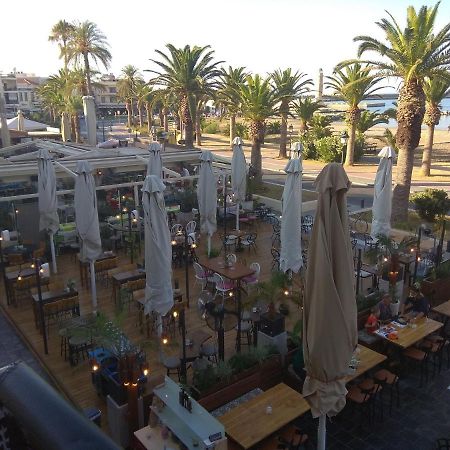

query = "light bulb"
[173,311,178,318]
[92,364,99,372]
[143,369,149,376]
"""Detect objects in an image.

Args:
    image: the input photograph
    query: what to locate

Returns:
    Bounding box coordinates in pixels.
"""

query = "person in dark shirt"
[401,285,429,319]
[378,294,393,322]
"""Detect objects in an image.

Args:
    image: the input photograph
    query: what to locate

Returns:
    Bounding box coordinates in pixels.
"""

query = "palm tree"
[66,21,111,96]
[143,88,155,134]
[117,65,143,128]
[326,63,383,165]
[153,88,174,132]
[134,80,151,129]
[292,97,323,133]
[421,77,450,176]
[238,75,277,181]
[48,20,75,70]
[148,44,222,148]
[356,110,388,134]
[270,69,312,158]
[348,2,450,221]
[217,66,248,147]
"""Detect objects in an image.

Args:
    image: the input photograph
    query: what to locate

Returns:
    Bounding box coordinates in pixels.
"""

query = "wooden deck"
[0,221,303,434]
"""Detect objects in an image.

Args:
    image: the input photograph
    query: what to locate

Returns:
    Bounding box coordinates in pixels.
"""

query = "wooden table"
[5,268,48,306]
[432,300,450,328]
[375,317,443,349]
[345,344,387,382]
[218,383,310,449]
[198,257,254,353]
[31,289,79,329]
[112,269,146,303]
[184,329,212,362]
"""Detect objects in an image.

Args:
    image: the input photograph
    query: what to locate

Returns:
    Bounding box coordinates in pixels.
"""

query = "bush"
[221,122,249,140]
[265,121,281,135]
[202,120,220,134]
[410,189,450,223]
[315,136,342,162]
[354,132,366,162]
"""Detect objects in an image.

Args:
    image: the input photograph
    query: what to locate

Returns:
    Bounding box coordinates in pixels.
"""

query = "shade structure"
[74,161,102,310]
[5,115,49,131]
[303,163,357,449]
[37,149,59,273]
[371,146,395,239]
[197,151,217,255]
[142,175,174,317]
[231,136,247,230]
[147,141,163,177]
[280,157,303,273]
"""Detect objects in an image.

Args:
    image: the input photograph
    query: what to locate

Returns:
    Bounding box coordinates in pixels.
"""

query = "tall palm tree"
[48,20,75,70]
[326,63,383,165]
[421,77,450,176]
[153,88,174,132]
[217,66,248,147]
[348,2,450,221]
[117,65,143,128]
[148,44,222,148]
[271,69,312,158]
[143,88,155,134]
[356,110,388,134]
[238,75,277,181]
[292,97,323,133]
[66,21,111,96]
[134,80,151,129]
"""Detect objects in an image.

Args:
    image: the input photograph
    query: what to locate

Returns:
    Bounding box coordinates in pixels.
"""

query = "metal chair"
[171,224,183,235]
[241,232,257,253]
[185,220,196,235]
[212,273,234,300]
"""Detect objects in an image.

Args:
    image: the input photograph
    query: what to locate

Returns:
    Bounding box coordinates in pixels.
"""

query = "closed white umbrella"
[74,161,102,311]
[231,136,247,231]
[197,151,217,256]
[280,157,303,273]
[303,163,357,450]
[142,175,174,318]
[371,146,395,239]
[17,110,25,132]
[147,141,163,177]
[37,149,59,274]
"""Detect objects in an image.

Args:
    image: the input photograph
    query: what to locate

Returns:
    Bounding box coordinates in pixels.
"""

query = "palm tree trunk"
[146,103,152,134]
[195,109,202,146]
[421,124,435,177]
[158,110,164,128]
[229,114,236,148]
[70,115,76,139]
[138,105,143,128]
[163,107,169,132]
[73,114,81,143]
[250,120,263,183]
[279,110,288,158]
[181,96,193,147]
[126,101,132,128]
[392,81,425,222]
[345,122,356,166]
[83,53,92,96]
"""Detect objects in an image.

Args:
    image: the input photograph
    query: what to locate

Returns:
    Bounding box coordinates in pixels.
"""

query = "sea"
[323,98,450,130]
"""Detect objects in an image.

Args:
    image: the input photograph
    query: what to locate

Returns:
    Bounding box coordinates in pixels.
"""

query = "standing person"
[378,293,393,322]
[401,285,430,319]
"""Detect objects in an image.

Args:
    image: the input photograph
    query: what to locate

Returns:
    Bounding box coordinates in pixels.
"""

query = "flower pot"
[390,302,400,317]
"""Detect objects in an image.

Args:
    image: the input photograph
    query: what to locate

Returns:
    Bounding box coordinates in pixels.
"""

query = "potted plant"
[66,279,76,292]
[421,260,450,305]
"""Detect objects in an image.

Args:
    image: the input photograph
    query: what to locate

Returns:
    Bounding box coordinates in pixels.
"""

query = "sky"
[1,0,449,91]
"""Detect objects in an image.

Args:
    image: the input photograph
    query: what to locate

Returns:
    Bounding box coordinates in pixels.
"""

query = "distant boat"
[366,102,386,108]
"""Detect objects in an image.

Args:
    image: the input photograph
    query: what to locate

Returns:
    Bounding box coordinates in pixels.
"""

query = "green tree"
[421,76,450,176]
[67,21,112,96]
[48,20,75,70]
[238,75,277,181]
[217,66,248,147]
[117,65,143,128]
[270,69,312,158]
[292,97,324,133]
[349,2,450,221]
[149,44,221,148]
[326,63,382,165]
[356,110,388,134]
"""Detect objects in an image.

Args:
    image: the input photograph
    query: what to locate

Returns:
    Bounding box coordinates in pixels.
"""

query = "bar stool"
[162,355,181,380]
[235,320,252,349]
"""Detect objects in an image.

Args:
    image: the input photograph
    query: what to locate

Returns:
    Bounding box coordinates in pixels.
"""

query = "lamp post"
[123,207,137,264]
[32,258,48,355]
[340,131,349,165]
[172,228,195,308]
[288,124,294,158]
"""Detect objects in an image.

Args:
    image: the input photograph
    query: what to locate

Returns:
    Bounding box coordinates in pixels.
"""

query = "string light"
[31,263,35,269]
[123,381,130,386]
[143,369,149,376]
[284,290,289,296]
[173,311,178,318]
[162,337,168,345]
[17,276,22,281]
[171,240,177,246]
[92,364,99,372]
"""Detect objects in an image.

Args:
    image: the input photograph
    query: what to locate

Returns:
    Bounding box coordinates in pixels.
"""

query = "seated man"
[378,293,393,322]
[401,285,430,319]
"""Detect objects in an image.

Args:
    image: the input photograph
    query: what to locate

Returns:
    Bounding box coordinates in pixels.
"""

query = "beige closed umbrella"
[17,110,25,132]
[303,163,357,450]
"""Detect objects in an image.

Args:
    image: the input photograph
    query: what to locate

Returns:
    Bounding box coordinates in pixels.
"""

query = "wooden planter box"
[421,277,450,306]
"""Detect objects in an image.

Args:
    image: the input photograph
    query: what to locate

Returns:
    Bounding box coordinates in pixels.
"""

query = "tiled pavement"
[293,355,450,450]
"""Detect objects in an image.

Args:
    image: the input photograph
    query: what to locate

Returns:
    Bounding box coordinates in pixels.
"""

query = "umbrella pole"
[236,202,240,231]
[90,261,97,312]
[207,236,211,257]
[318,415,326,450]
[49,232,57,274]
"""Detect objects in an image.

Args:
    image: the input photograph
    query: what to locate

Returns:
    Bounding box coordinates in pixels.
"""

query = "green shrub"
[410,189,450,223]
[221,122,249,140]
[315,136,342,162]
[354,132,366,162]
[202,120,220,134]
[266,121,281,135]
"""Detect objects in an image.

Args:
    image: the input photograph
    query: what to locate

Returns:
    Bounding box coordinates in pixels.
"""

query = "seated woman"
[401,285,430,319]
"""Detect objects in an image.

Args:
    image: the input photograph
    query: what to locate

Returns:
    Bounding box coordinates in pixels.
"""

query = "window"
[109,87,116,93]
[23,92,28,101]
[101,96,106,103]
[110,96,116,103]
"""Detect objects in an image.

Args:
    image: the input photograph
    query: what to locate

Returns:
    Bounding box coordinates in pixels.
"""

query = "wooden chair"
[8,253,25,266]
[403,346,429,387]
[373,369,400,415]
[12,276,33,307]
